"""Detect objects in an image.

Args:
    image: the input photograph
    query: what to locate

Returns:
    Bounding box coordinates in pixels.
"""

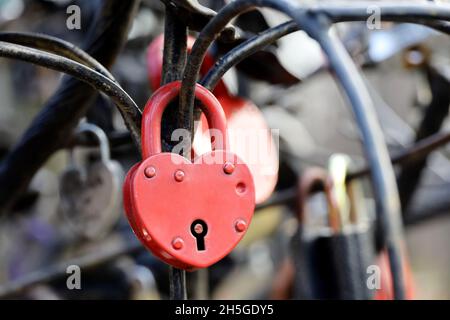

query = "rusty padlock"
[293,165,374,300]
[147,35,278,204]
[124,81,255,270]
[60,122,124,240]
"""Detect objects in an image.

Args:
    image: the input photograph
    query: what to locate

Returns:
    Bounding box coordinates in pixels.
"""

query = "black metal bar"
[202,17,450,92]
[169,267,187,301]
[349,131,450,181]
[201,20,298,90]
[397,66,450,212]
[162,9,188,85]
[161,6,188,151]
[0,42,141,144]
[0,0,141,214]
[185,2,450,140]
[0,32,115,80]
[315,2,450,25]
[161,5,188,301]
[259,130,450,210]
[159,0,238,42]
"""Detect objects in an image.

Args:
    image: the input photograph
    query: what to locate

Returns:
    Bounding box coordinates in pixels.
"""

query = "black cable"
[314,2,450,24]
[0,41,142,146]
[162,6,189,301]
[397,66,450,212]
[202,3,450,91]
[185,1,450,133]
[201,20,297,90]
[350,132,450,181]
[169,268,187,301]
[0,32,115,81]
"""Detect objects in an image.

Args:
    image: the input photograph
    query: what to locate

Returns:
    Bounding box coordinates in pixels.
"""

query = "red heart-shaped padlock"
[124,81,255,270]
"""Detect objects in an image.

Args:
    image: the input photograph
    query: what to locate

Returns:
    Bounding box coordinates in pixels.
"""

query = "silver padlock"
[59,123,124,240]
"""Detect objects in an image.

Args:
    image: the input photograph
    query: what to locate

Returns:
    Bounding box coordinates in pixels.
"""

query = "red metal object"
[124,81,255,270]
[147,35,278,204]
[374,250,415,300]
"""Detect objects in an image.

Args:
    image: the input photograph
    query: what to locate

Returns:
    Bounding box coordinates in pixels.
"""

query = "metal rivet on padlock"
[59,122,124,240]
[235,219,247,233]
[123,81,255,270]
[174,170,185,182]
[144,166,156,179]
[172,238,184,250]
[223,162,235,175]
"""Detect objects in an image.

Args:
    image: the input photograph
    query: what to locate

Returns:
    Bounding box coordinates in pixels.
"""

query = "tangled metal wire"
[0,0,141,215]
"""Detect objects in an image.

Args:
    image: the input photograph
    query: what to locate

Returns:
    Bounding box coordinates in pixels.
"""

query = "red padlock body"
[124,81,256,270]
[124,163,190,267]
[147,35,278,204]
[123,163,140,235]
[124,164,155,244]
[131,151,255,270]
[124,165,157,245]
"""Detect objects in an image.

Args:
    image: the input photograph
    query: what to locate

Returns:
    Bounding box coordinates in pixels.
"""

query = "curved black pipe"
[0,0,141,214]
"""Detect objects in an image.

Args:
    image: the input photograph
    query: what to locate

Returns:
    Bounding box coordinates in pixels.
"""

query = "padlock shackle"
[141,81,228,159]
[75,122,110,163]
[298,168,341,233]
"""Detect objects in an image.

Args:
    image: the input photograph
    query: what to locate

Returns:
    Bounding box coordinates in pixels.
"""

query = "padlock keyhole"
[191,220,208,251]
